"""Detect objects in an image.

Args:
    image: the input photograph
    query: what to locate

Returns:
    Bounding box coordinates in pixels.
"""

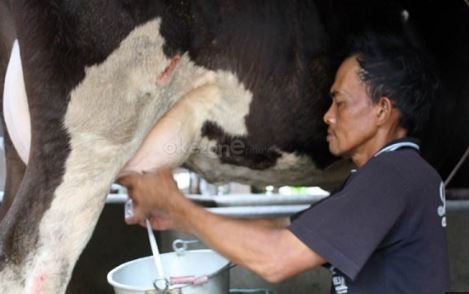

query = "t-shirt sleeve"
[288,160,408,280]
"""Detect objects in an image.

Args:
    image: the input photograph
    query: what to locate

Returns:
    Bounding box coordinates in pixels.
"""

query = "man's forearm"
[169,190,322,283]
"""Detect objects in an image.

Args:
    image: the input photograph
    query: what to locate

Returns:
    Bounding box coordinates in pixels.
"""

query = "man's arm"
[168,193,325,283]
[119,169,326,283]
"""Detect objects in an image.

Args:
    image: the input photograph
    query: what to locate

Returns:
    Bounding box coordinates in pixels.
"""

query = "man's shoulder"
[357,151,411,180]
[355,149,441,193]
[367,150,443,201]
[380,149,440,180]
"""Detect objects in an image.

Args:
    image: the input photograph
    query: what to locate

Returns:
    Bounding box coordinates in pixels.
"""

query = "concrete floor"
[66,203,469,293]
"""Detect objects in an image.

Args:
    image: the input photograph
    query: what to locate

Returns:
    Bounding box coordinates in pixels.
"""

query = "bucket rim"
[107,249,231,291]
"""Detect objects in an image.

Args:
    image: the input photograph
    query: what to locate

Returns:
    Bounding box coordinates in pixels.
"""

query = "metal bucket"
[107,249,230,294]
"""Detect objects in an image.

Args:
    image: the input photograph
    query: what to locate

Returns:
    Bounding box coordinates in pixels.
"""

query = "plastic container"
[107,249,230,294]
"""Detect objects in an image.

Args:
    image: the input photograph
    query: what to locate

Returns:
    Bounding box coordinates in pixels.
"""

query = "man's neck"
[351,128,407,167]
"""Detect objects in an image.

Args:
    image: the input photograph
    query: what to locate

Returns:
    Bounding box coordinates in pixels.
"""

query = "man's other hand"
[117,168,181,230]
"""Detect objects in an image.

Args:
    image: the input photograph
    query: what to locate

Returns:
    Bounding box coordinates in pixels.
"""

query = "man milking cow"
[2,1,466,293]
[120,33,450,294]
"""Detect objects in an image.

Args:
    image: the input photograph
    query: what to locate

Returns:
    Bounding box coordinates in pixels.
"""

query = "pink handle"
[192,275,209,285]
[170,276,195,284]
[170,275,209,286]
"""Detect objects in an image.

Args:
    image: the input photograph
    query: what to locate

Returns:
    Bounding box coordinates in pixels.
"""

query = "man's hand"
[117,168,183,230]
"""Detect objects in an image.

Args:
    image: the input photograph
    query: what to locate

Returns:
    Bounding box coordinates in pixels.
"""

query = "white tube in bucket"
[125,199,168,291]
[146,219,167,291]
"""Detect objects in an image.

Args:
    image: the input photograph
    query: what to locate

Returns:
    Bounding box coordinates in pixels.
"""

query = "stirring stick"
[146,219,165,278]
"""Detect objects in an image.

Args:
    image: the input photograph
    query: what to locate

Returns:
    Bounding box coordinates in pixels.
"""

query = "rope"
[444,147,469,186]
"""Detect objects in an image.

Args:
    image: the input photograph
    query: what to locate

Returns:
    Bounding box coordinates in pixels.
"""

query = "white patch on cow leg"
[24,143,124,293]
[3,40,31,164]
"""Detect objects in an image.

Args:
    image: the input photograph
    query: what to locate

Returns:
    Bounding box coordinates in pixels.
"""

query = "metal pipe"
[446,189,469,200]
[447,200,469,212]
[1,193,469,216]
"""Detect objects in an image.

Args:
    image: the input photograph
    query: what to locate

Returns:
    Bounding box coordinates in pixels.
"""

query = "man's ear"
[376,96,394,124]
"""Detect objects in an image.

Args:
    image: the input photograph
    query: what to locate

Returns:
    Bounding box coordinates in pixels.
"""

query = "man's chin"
[329,146,349,159]
[328,145,340,156]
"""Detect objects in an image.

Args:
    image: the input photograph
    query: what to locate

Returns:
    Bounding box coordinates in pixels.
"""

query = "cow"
[0,0,467,293]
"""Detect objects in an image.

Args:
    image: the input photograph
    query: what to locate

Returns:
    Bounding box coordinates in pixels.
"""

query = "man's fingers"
[148,217,168,231]
[116,176,132,189]
[116,172,142,189]
[160,168,174,177]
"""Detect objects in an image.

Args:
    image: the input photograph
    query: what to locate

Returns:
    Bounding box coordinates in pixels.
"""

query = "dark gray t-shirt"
[289,139,450,294]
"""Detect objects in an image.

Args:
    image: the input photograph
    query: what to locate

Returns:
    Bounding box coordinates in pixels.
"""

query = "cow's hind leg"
[0,105,165,293]
[0,15,184,292]
[0,64,176,294]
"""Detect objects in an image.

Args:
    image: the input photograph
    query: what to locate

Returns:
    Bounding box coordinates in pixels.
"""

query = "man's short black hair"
[349,32,439,137]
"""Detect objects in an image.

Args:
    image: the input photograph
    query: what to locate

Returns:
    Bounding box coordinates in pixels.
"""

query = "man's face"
[323,57,381,159]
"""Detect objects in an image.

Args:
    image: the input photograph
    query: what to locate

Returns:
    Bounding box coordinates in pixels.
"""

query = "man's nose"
[323,106,335,125]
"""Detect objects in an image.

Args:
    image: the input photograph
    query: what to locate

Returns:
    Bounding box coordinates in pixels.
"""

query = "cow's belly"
[120,112,323,186]
[186,144,322,186]
[3,21,348,189]
[120,117,347,187]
